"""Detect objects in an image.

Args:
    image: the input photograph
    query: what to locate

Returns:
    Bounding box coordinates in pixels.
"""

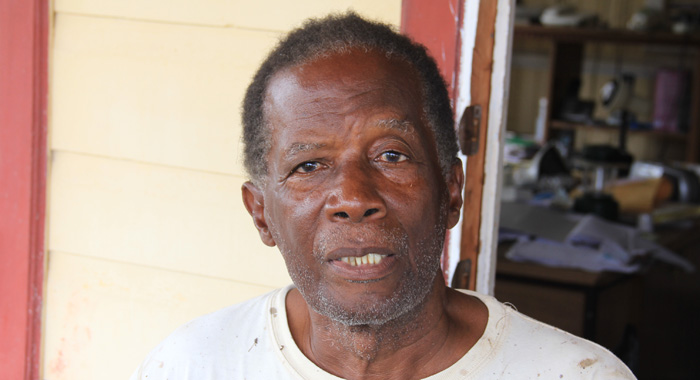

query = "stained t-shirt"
[130,285,636,379]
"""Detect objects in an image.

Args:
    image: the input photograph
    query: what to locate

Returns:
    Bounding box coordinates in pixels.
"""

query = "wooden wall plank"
[55,0,235,27]
[55,0,401,31]
[51,14,280,176]
[43,251,275,380]
[48,151,291,288]
[475,0,514,295]
[460,0,498,290]
[226,0,401,31]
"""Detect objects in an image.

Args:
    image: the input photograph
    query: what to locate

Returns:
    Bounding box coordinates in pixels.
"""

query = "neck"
[287,274,475,380]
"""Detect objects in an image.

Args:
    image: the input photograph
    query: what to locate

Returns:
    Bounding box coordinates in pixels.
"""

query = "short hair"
[242,12,458,184]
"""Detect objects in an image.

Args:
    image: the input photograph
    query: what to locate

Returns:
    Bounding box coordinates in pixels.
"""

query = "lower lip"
[327,255,398,282]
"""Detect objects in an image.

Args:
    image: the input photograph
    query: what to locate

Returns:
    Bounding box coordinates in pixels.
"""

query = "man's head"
[241,13,463,327]
[242,12,458,185]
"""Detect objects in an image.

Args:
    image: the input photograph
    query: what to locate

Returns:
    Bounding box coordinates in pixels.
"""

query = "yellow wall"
[44,1,401,379]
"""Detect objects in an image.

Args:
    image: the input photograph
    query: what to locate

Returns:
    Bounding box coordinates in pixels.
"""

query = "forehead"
[263,49,426,126]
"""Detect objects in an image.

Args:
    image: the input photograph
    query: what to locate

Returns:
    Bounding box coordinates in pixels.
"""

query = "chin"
[300,271,439,327]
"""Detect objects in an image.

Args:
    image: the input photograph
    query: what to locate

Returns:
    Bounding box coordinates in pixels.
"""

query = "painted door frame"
[0,0,49,378]
[402,0,514,294]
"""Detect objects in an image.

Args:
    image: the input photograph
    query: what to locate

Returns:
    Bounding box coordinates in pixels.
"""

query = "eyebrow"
[282,119,413,159]
[284,142,326,158]
[375,119,415,133]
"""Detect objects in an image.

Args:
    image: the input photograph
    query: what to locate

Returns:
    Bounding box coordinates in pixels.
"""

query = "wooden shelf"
[550,120,688,141]
[515,25,700,46]
[511,25,700,162]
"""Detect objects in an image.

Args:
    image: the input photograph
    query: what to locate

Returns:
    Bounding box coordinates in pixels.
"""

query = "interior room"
[496,1,700,379]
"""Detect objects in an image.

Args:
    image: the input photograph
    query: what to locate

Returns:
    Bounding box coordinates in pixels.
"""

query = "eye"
[293,161,322,174]
[378,151,408,163]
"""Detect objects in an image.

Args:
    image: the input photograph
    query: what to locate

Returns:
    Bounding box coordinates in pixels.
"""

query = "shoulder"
[130,286,296,380]
[457,290,636,379]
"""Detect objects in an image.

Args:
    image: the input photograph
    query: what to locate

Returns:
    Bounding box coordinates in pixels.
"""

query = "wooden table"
[494,242,642,349]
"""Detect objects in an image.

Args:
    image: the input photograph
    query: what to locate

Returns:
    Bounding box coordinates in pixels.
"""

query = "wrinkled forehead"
[262,49,426,126]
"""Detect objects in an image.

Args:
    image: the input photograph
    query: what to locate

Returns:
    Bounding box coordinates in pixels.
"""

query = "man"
[131,13,635,379]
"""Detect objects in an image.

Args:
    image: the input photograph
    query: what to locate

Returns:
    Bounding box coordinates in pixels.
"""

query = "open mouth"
[338,253,390,266]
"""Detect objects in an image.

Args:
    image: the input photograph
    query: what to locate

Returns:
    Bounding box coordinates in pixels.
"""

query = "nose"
[325,162,387,223]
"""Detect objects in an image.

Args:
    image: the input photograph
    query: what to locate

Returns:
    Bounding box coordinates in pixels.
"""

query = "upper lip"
[325,247,395,261]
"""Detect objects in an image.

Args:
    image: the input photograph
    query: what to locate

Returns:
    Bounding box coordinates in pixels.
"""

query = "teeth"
[339,253,386,267]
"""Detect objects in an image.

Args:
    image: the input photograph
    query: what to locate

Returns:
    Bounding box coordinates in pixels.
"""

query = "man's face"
[243,50,463,326]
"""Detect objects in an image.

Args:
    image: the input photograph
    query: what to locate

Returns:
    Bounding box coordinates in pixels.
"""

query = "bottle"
[534,97,548,145]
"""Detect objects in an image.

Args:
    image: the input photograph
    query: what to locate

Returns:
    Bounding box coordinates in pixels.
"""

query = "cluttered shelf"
[549,119,688,141]
[515,24,700,46]
[511,22,700,163]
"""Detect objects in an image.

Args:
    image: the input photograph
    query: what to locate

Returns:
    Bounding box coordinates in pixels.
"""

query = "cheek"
[378,165,425,188]
[387,181,447,238]
[386,176,445,213]
[287,194,321,224]
[267,196,321,252]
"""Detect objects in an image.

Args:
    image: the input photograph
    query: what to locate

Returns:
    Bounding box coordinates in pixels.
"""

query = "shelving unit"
[549,120,687,141]
[514,24,700,163]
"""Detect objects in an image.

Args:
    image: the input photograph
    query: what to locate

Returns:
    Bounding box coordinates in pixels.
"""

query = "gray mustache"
[313,224,409,260]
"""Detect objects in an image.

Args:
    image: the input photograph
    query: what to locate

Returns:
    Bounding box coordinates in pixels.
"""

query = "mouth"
[337,253,390,267]
[325,247,398,282]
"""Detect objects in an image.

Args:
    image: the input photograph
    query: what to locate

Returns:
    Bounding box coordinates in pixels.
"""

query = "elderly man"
[131,13,635,380]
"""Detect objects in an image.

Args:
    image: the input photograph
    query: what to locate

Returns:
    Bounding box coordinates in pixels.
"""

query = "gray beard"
[288,222,446,327]
[269,191,450,328]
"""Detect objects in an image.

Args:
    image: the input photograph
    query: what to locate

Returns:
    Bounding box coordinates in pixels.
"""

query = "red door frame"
[402,1,500,290]
[401,0,463,100]
[401,0,464,283]
[0,0,49,378]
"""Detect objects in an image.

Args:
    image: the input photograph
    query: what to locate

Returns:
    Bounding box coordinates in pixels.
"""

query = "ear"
[445,159,464,229]
[241,181,276,247]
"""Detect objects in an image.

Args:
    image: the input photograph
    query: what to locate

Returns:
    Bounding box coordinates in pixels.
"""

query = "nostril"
[334,211,349,218]
[364,208,379,217]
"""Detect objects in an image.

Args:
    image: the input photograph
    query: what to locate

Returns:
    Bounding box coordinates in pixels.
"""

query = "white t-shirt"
[130,285,636,379]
